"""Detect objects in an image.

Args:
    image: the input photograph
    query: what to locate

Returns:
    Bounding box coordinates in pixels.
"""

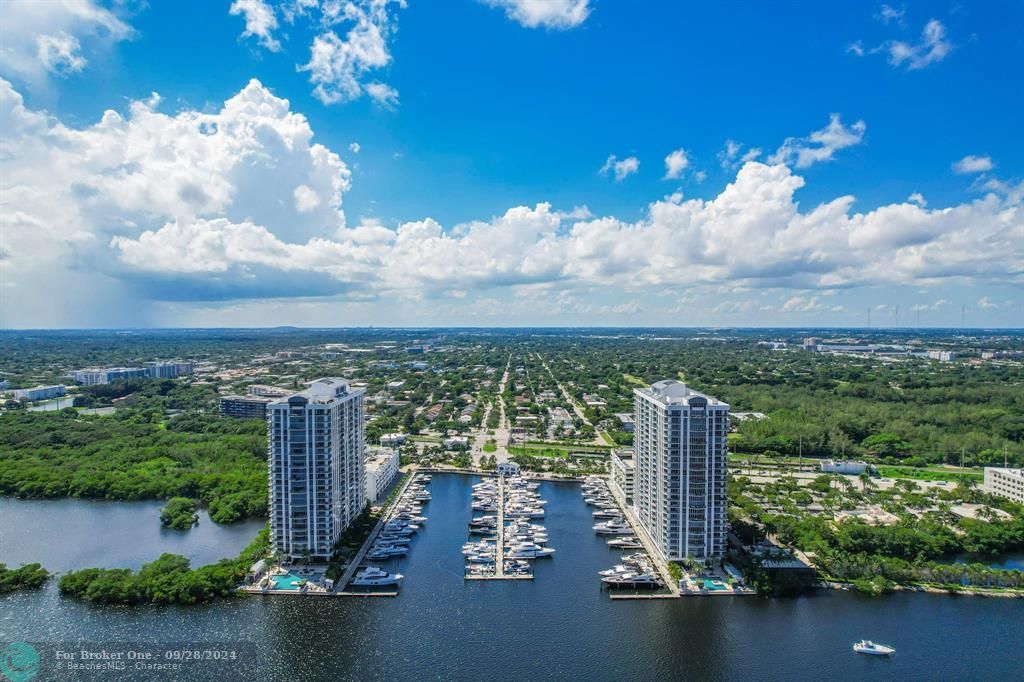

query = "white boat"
[853,641,895,656]
[599,565,633,577]
[370,544,408,556]
[505,543,555,559]
[462,543,495,556]
[351,566,403,587]
[602,573,662,587]
[504,508,536,518]
[593,521,633,535]
[607,537,643,549]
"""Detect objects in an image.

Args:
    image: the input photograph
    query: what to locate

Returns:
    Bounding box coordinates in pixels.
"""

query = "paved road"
[472,356,512,465]
[536,352,607,447]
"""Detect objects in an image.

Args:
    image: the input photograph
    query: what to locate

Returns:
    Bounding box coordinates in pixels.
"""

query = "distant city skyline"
[0,2,1021,328]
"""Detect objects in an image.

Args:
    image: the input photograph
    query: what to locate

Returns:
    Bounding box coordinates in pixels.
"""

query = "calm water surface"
[1,475,1022,681]
[0,497,264,570]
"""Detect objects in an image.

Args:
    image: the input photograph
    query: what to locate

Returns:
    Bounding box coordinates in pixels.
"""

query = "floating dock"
[494,475,505,578]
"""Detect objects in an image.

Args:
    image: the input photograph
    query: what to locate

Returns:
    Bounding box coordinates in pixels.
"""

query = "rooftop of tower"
[635,379,728,408]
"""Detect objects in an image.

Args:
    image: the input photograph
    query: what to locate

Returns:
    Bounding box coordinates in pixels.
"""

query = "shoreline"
[820,580,1024,599]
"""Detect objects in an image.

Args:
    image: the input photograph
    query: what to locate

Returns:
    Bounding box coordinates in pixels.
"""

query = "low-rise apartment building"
[984,467,1024,504]
[365,447,401,503]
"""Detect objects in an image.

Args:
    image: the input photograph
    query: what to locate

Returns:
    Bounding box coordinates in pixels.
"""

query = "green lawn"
[875,465,983,483]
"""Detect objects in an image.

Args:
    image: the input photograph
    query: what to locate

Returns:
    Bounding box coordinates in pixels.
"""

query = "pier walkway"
[464,473,531,581]
[495,475,505,578]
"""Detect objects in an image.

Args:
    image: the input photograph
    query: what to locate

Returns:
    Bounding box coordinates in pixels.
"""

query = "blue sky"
[0,0,1021,328]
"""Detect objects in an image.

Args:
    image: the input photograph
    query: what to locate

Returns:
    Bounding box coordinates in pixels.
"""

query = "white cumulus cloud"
[299,0,404,106]
[952,155,995,174]
[483,0,591,30]
[230,0,281,52]
[851,16,953,71]
[0,0,132,84]
[2,79,1022,327]
[600,155,640,181]
[663,149,690,179]
[876,4,906,25]
[0,77,351,318]
[885,19,952,70]
[228,0,405,107]
[768,114,866,168]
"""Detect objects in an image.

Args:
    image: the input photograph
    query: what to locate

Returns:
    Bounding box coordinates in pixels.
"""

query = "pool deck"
[248,588,338,596]
[680,571,756,596]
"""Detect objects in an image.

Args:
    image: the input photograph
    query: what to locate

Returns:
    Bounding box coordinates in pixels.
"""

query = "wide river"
[1,475,1022,681]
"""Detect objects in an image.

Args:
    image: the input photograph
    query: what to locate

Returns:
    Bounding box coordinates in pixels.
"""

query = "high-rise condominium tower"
[633,380,729,561]
[268,378,365,560]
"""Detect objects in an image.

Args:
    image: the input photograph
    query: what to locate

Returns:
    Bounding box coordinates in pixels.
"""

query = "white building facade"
[820,459,869,475]
[268,378,366,561]
[984,467,1024,504]
[365,448,400,503]
[610,449,635,505]
[147,361,195,379]
[497,462,521,476]
[12,385,66,401]
[633,380,729,562]
[380,433,406,448]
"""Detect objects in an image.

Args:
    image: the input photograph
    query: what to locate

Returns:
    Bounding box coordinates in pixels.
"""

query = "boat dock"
[606,478,681,597]
[465,473,545,580]
[336,472,418,593]
[495,475,505,578]
[466,473,520,580]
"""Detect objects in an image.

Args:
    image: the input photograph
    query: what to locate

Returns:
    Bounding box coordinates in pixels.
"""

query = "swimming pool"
[703,579,728,591]
[271,573,307,591]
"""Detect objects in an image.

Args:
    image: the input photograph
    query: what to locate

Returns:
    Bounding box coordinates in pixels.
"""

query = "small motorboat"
[853,640,895,656]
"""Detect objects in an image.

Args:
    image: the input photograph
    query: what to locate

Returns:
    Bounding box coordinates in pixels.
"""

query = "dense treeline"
[527,335,1024,467]
[819,552,1024,592]
[762,508,1024,592]
[59,528,269,605]
[0,411,267,523]
[769,514,1024,561]
[160,497,199,530]
[0,563,50,593]
[73,378,222,413]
